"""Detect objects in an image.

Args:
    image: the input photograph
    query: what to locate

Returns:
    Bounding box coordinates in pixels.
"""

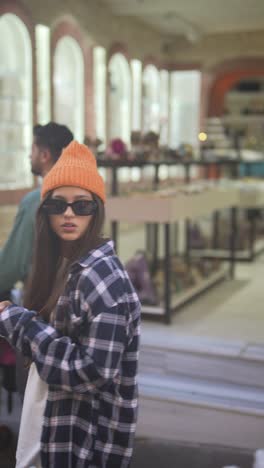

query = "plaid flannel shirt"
[0,240,141,467]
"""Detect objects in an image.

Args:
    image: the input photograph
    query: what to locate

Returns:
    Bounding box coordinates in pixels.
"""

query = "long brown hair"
[24,192,105,322]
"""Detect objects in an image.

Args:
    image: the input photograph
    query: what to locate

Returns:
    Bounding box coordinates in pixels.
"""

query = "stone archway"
[208,59,264,116]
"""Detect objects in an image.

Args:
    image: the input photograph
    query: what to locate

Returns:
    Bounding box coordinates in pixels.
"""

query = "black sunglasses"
[42,198,97,216]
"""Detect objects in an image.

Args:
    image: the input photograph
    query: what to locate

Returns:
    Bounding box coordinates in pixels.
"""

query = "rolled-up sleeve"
[0,305,37,356]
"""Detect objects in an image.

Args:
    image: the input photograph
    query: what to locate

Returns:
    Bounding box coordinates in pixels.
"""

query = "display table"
[98,158,240,193]
[106,186,238,323]
[106,186,238,223]
[238,183,264,208]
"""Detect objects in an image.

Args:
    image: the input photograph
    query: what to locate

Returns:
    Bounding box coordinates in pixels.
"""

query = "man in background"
[0,122,73,301]
[0,122,73,399]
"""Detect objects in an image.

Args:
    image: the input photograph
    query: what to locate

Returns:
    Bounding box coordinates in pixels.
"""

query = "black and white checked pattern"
[0,240,141,467]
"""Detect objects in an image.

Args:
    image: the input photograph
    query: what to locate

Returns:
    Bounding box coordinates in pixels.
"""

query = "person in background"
[0,122,74,302]
[0,122,73,400]
[0,140,141,468]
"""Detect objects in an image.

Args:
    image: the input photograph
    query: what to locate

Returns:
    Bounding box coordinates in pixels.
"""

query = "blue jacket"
[0,188,40,294]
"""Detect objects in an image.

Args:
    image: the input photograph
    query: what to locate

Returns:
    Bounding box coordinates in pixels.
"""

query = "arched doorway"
[224,76,264,153]
[53,36,85,141]
[108,53,131,144]
[0,13,32,188]
[208,59,264,115]
[208,61,264,153]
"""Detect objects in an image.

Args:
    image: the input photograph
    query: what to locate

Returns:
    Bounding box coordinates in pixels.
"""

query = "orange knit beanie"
[41,140,106,203]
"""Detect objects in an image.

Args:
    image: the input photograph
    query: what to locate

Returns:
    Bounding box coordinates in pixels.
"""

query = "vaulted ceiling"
[101,0,264,43]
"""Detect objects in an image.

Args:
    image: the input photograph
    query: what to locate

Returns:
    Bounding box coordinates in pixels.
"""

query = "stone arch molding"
[208,58,264,116]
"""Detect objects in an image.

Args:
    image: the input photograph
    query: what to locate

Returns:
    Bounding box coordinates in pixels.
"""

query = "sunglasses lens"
[73,200,97,215]
[42,199,66,214]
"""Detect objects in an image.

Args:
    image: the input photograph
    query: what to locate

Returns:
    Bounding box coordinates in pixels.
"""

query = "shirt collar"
[70,239,115,272]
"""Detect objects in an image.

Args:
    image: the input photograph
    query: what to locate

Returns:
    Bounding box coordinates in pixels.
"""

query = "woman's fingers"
[0,301,12,313]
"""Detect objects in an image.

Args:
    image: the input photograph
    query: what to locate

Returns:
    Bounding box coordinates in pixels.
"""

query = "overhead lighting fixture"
[163,11,202,43]
[199,132,207,142]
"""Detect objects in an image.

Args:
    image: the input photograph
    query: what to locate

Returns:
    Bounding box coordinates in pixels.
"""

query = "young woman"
[0,141,141,468]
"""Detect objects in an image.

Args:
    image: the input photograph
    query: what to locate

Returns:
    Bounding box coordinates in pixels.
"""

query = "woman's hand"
[0,301,12,313]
